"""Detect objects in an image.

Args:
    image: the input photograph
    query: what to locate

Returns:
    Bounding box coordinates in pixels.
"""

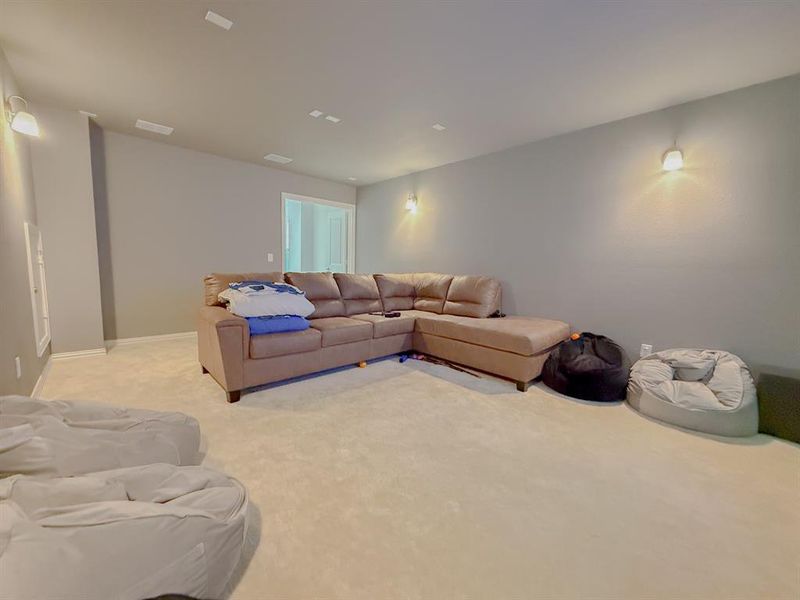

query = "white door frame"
[280,192,356,273]
[24,222,51,357]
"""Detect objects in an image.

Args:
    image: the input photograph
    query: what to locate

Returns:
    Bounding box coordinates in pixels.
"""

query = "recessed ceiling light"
[264,153,293,164]
[347,177,357,181]
[309,109,323,118]
[325,115,341,123]
[432,123,446,131]
[205,10,233,30]
[79,110,97,118]
[135,119,174,135]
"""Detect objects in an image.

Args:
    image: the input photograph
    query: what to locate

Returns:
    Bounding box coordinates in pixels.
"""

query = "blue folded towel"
[247,315,310,335]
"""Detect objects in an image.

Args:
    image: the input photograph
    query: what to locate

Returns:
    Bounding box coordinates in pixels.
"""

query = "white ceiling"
[2,1,799,186]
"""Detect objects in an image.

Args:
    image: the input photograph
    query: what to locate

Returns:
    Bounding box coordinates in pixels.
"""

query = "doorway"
[282,193,355,273]
[24,222,51,356]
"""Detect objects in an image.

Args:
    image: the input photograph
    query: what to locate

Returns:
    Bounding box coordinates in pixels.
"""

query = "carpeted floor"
[40,337,799,600]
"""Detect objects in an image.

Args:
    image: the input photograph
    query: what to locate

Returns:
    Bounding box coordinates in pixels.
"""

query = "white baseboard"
[44,332,196,363]
[31,357,52,397]
[105,331,197,349]
[51,347,108,360]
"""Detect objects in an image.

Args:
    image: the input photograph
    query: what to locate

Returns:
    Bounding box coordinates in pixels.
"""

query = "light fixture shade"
[662,149,683,171]
[10,110,40,137]
[405,193,418,212]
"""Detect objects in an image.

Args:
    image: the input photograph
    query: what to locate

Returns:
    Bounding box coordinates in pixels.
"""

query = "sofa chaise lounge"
[198,272,569,402]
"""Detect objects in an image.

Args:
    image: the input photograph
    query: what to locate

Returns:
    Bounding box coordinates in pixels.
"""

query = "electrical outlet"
[640,343,653,358]
[14,356,22,379]
[267,252,274,263]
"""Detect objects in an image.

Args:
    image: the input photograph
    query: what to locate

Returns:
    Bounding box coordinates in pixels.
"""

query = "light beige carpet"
[40,337,799,600]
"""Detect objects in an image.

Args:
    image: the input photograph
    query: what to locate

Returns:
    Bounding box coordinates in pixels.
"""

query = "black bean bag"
[542,332,630,402]
[757,373,800,444]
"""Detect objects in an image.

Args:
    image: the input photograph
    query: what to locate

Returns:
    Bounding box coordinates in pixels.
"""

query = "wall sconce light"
[5,96,40,137]
[662,148,683,172]
[405,193,418,213]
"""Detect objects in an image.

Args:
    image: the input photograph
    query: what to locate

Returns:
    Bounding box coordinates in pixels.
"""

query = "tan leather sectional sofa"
[198,272,569,402]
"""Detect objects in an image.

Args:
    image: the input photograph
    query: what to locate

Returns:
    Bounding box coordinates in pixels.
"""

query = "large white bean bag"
[0,463,248,600]
[627,349,758,437]
[0,395,201,477]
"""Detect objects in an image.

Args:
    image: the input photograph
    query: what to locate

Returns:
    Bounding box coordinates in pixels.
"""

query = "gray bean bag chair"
[0,395,201,477]
[0,463,248,600]
[627,349,758,437]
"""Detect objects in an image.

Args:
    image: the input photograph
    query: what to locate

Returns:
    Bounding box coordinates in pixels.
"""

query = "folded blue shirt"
[247,315,310,335]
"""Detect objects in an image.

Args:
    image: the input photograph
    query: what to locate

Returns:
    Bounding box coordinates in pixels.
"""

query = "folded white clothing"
[219,287,315,318]
[229,282,304,296]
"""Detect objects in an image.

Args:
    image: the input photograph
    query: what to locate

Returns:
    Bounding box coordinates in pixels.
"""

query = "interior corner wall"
[0,48,50,394]
[356,75,800,378]
[30,104,105,354]
[91,131,355,339]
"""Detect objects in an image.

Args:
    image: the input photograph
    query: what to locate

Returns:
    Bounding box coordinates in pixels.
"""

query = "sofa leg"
[226,390,241,403]
[516,380,529,392]
[201,365,208,374]
[358,361,367,368]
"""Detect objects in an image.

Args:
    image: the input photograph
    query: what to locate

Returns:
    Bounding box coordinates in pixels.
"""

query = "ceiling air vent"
[205,10,233,30]
[264,153,293,164]
[135,119,174,135]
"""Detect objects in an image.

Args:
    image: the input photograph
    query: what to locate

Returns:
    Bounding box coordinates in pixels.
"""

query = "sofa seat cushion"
[415,314,570,357]
[309,317,373,347]
[350,312,417,338]
[249,328,322,359]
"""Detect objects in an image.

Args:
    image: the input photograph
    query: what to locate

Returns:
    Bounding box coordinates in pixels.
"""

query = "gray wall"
[0,48,50,393]
[30,104,105,354]
[357,75,800,377]
[92,130,355,339]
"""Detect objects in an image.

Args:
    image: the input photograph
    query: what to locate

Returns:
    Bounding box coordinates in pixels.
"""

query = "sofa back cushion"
[284,272,345,318]
[413,273,454,314]
[373,273,416,311]
[204,272,284,307]
[333,273,382,315]
[443,275,501,318]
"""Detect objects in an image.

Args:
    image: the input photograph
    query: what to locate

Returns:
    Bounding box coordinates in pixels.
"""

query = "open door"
[24,222,50,356]
[327,213,347,272]
[282,194,355,273]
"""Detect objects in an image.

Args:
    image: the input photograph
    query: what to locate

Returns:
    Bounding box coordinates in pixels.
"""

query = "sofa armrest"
[197,306,249,392]
[199,305,249,335]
